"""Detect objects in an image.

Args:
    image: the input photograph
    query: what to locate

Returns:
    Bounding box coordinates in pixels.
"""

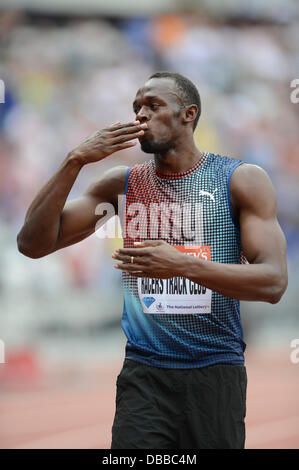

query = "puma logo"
[198,189,218,202]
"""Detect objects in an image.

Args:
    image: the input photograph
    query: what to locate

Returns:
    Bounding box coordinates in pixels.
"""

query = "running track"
[0,348,298,449]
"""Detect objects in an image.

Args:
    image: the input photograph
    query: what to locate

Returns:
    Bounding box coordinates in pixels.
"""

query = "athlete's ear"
[181,104,198,126]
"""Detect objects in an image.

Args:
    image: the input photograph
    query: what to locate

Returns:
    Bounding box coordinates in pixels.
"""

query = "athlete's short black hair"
[148,71,201,130]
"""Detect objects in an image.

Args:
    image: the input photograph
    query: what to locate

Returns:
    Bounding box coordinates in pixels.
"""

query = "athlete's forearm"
[180,256,285,304]
[17,153,83,258]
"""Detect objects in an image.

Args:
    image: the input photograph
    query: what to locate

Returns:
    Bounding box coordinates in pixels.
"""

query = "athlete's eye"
[150,103,160,109]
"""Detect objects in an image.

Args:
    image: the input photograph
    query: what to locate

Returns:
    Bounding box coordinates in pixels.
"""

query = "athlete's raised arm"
[17,121,147,258]
[113,164,288,304]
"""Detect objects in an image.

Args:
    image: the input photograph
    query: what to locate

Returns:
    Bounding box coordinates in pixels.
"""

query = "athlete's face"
[133,78,185,154]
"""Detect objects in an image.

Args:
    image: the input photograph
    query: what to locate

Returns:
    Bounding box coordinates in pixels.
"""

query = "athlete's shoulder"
[231,162,273,188]
[230,163,277,211]
[129,159,153,171]
[207,152,243,169]
[85,165,129,199]
[127,159,154,179]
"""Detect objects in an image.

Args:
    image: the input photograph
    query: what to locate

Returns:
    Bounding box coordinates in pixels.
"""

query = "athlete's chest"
[125,176,230,244]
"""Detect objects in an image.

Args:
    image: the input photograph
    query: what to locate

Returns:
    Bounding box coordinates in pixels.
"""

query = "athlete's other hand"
[68,121,147,165]
[112,240,185,279]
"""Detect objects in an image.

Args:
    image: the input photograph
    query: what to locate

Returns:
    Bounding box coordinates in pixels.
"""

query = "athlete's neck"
[154,139,203,175]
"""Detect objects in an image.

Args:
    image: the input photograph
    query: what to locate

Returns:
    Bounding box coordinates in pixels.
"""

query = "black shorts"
[111,359,247,449]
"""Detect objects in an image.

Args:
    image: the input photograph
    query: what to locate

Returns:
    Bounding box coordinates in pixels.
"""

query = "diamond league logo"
[142,297,156,308]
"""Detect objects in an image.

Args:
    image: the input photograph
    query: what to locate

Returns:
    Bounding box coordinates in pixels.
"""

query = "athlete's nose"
[136,107,150,124]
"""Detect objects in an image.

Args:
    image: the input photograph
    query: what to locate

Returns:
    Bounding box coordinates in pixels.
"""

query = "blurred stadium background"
[0,0,298,449]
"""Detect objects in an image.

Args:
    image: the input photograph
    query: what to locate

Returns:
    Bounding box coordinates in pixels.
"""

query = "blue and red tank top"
[120,152,246,368]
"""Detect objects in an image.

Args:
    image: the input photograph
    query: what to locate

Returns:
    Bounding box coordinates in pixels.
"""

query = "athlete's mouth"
[138,129,151,140]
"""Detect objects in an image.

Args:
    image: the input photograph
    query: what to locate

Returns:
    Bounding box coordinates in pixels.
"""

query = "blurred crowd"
[0,11,298,352]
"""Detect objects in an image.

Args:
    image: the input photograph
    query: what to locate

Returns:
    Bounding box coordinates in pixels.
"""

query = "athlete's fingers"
[114,263,145,271]
[111,130,144,144]
[110,122,147,137]
[134,240,163,247]
[111,121,121,126]
[126,271,153,278]
[112,253,147,264]
[107,121,141,132]
[111,128,144,143]
[116,247,151,256]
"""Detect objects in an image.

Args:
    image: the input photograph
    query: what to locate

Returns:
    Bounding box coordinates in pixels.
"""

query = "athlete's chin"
[140,139,170,154]
[140,141,155,154]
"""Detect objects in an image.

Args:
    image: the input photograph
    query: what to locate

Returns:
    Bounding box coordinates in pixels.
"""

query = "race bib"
[137,245,212,314]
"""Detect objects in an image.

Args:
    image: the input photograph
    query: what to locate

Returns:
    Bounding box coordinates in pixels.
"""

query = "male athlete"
[17,72,288,449]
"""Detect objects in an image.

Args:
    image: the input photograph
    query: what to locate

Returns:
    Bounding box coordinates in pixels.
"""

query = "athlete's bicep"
[240,206,286,269]
[231,164,287,276]
[54,194,103,250]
